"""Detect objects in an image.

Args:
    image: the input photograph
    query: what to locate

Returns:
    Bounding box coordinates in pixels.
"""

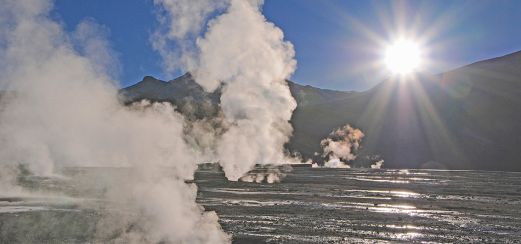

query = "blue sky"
[53,0,521,91]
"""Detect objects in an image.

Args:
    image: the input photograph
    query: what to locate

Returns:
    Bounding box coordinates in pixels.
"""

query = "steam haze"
[0,0,229,243]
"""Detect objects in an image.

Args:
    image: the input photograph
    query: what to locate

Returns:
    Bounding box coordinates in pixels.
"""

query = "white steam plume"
[0,0,229,243]
[239,165,292,184]
[370,160,384,169]
[154,0,298,181]
[151,0,229,73]
[320,125,364,168]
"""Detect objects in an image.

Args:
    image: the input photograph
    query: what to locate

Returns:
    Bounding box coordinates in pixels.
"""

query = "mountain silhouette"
[121,51,521,171]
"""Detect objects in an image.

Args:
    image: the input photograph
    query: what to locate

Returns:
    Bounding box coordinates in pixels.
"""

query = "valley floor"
[1,168,521,243]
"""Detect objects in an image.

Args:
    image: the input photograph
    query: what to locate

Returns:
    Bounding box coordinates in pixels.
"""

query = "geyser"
[0,0,229,243]
[0,0,301,242]
[320,125,364,168]
[153,0,298,181]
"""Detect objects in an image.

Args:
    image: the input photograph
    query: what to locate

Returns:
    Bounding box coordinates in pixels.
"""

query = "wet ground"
[1,167,521,243]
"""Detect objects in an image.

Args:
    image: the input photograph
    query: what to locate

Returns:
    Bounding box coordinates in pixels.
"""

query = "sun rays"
[313,1,469,168]
[383,38,423,75]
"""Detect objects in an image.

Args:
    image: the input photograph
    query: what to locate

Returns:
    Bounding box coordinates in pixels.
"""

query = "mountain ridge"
[120,50,521,171]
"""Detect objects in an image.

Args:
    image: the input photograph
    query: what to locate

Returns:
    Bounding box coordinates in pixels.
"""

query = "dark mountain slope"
[290,51,521,170]
[120,73,221,118]
[121,50,521,171]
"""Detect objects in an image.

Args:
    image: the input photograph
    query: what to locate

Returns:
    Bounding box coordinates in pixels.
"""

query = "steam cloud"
[0,0,298,242]
[0,0,229,243]
[370,160,385,169]
[320,125,364,168]
[239,167,287,184]
[151,0,229,73]
[153,0,298,180]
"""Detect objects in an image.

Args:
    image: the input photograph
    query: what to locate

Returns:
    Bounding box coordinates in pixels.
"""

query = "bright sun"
[384,39,422,75]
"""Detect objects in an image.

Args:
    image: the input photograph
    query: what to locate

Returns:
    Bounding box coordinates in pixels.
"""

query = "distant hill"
[120,50,521,171]
[120,73,221,119]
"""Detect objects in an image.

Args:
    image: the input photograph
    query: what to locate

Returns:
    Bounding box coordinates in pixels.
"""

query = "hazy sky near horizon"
[53,0,521,91]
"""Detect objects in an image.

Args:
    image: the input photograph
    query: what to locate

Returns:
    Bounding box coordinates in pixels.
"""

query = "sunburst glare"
[384,39,423,75]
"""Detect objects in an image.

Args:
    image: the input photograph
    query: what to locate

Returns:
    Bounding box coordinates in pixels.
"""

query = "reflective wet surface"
[1,168,521,243]
[196,168,521,243]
